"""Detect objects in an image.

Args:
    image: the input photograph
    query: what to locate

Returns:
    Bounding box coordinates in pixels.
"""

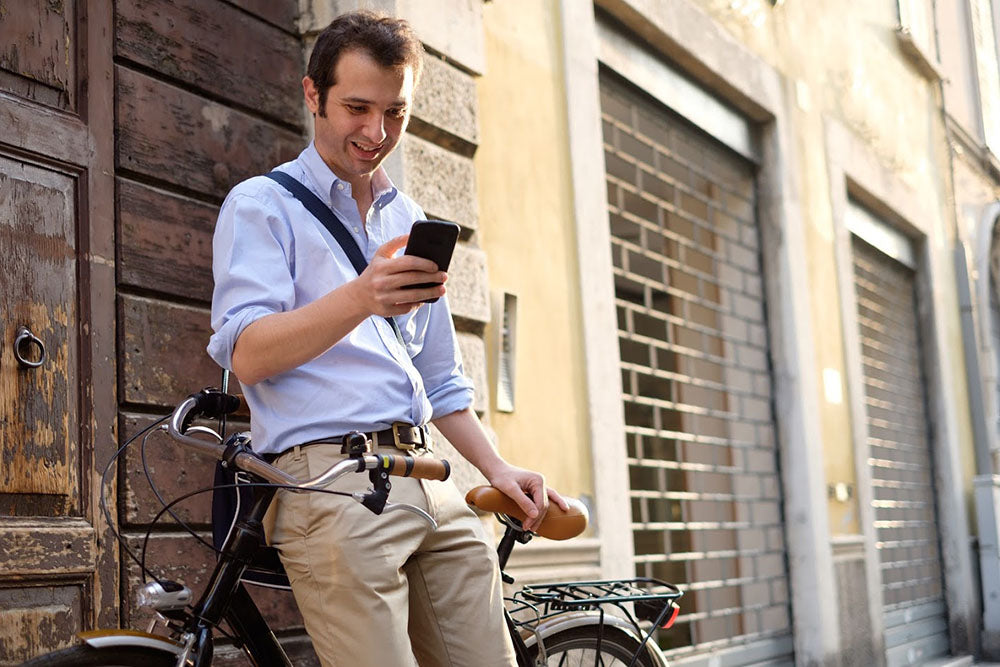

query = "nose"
[361,111,387,144]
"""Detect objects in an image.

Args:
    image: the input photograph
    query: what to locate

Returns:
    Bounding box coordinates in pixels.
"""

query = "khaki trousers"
[263,444,516,667]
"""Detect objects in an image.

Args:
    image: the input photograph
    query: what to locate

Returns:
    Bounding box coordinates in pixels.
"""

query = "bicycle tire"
[20,644,178,667]
[530,625,660,667]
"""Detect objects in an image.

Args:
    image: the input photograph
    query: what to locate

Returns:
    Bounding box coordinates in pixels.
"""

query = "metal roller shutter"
[600,70,793,664]
[851,232,949,666]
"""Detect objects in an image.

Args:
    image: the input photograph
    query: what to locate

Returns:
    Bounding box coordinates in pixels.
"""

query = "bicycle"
[21,388,682,667]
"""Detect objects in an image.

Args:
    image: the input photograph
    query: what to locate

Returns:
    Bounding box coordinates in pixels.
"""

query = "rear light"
[662,602,680,629]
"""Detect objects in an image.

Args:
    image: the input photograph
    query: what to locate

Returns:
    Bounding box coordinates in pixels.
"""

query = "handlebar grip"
[192,388,241,419]
[380,455,451,481]
[181,388,241,431]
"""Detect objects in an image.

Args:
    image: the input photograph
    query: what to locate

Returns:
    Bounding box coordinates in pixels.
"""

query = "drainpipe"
[955,239,993,477]
[963,203,1000,659]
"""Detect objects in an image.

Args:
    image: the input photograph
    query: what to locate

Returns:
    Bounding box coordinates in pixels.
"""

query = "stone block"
[299,0,394,34]
[412,54,479,151]
[447,243,491,325]
[400,133,479,229]
[397,0,485,74]
[457,331,489,414]
[300,0,485,75]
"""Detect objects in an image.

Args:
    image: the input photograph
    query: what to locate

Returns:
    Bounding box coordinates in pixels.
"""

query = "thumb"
[376,234,409,259]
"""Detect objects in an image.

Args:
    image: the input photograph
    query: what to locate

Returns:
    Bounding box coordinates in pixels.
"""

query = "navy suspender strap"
[263,170,404,345]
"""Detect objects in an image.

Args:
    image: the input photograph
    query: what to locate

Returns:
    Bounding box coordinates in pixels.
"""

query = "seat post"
[496,521,532,572]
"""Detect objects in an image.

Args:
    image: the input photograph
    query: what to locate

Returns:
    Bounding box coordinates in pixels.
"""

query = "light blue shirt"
[207,143,473,455]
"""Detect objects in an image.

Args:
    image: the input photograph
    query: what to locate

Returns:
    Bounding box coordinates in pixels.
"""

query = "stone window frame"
[825,115,979,657]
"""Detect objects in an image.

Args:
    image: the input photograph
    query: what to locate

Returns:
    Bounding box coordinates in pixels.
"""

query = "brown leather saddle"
[465,486,589,540]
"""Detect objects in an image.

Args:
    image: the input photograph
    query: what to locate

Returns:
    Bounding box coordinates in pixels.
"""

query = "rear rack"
[510,577,683,629]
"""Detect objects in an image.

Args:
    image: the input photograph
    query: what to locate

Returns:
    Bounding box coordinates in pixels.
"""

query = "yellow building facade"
[469,0,1000,665]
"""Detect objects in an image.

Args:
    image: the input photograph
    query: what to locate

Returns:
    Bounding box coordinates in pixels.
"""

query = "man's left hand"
[487,464,569,533]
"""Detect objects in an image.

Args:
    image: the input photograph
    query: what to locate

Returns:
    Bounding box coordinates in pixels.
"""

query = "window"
[970,0,1000,153]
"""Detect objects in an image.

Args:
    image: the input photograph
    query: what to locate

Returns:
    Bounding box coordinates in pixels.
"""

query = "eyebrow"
[340,95,407,107]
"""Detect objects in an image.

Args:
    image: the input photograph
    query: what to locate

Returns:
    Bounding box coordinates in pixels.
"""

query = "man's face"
[304,49,414,187]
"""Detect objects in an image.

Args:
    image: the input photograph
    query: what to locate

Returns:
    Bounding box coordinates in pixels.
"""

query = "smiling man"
[207,10,564,667]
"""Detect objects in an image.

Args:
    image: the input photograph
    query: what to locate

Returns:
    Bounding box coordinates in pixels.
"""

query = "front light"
[136,580,192,611]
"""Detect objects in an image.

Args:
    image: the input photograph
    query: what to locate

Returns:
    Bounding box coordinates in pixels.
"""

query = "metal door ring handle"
[14,326,46,369]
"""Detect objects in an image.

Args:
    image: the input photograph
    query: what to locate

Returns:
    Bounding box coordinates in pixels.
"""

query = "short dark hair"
[307,10,424,116]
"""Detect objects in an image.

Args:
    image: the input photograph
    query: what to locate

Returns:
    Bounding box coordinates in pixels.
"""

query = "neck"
[313,143,375,219]
[353,182,374,221]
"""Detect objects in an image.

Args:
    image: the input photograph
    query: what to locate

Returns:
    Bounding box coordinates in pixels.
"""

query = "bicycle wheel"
[20,644,178,667]
[531,625,659,667]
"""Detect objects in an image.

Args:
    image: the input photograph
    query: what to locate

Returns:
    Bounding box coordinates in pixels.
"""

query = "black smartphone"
[403,220,460,303]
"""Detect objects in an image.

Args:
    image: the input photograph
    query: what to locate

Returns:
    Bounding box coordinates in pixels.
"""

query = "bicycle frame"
[182,482,291,666]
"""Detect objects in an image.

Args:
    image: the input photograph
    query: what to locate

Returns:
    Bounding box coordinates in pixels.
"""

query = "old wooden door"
[0,2,118,662]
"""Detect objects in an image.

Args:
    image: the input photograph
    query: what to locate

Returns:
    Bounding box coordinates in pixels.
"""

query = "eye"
[387,107,407,119]
[345,104,366,114]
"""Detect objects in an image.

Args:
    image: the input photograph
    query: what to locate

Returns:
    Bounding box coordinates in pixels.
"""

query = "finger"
[389,285,447,306]
[528,486,550,531]
[513,480,548,532]
[386,271,447,289]
[548,487,570,511]
[377,255,441,277]
[499,480,539,523]
[375,234,410,259]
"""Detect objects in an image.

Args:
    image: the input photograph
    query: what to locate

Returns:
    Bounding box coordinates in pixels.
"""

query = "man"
[207,10,565,667]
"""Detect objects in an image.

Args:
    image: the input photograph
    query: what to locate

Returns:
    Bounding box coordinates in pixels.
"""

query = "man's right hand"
[351,234,448,317]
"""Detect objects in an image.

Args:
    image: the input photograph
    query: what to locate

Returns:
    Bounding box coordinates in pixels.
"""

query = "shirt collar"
[300,142,398,208]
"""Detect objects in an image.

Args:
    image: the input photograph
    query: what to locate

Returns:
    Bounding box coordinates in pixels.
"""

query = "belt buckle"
[391,422,417,451]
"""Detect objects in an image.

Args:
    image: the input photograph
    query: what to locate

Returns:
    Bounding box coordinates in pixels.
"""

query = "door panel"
[0,1,115,663]
[0,157,80,505]
[0,584,85,662]
[0,1,77,110]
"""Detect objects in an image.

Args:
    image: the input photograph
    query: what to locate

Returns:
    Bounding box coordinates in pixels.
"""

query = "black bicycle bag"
[211,460,292,590]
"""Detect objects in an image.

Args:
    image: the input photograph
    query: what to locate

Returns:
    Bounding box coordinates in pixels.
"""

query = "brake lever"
[383,500,438,530]
[350,491,438,530]
[159,423,222,442]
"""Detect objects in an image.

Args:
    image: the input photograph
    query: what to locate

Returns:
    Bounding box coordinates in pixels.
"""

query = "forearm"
[433,407,566,530]
[431,408,507,480]
[232,280,368,385]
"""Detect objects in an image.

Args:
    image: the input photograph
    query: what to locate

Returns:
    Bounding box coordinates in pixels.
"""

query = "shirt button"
[354,227,360,232]
[336,183,344,191]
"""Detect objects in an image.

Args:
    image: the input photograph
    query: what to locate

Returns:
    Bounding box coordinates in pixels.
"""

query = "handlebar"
[165,390,451,490]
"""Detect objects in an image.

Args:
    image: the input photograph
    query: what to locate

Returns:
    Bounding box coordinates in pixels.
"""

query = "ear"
[303,76,320,115]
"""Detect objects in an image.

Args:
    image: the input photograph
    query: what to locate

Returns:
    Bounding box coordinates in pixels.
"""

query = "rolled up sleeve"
[412,294,475,418]
[207,192,295,371]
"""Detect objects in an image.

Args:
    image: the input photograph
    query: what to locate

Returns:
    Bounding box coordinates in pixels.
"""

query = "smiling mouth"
[351,140,383,156]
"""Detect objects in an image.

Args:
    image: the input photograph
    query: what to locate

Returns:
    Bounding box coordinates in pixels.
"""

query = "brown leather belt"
[297,422,431,454]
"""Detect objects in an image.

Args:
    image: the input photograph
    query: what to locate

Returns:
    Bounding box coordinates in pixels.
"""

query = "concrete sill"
[895,26,945,82]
